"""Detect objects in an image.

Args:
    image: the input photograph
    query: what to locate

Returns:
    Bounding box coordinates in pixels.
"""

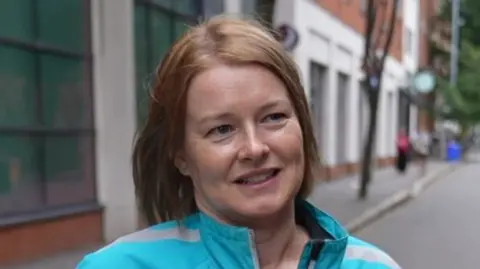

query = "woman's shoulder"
[76,215,209,269]
[343,236,401,269]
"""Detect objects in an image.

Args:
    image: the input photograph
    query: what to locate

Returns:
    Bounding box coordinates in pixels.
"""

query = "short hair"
[132,15,320,225]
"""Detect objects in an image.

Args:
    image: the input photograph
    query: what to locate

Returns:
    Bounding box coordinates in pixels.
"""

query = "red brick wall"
[0,211,103,266]
[315,0,403,62]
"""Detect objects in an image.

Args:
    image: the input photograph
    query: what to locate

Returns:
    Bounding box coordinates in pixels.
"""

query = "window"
[309,62,328,156]
[134,0,208,126]
[242,0,257,14]
[0,0,95,217]
[205,0,224,19]
[386,92,395,153]
[404,27,413,55]
[336,73,350,165]
[398,90,410,136]
[358,81,368,158]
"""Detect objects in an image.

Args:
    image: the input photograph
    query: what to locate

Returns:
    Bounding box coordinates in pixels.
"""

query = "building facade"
[274,0,422,178]
[0,0,432,265]
[0,0,250,265]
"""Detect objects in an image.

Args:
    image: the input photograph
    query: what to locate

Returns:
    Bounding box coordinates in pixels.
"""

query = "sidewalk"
[3,246,99,269]
[6,161,450,269]
[308,160,449,229]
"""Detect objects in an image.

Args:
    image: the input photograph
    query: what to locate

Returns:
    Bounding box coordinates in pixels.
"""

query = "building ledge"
[0,202,103,228]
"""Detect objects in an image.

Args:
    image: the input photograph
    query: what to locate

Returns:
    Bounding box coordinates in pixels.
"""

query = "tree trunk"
[359,89,380,199]
[358,0,398,199]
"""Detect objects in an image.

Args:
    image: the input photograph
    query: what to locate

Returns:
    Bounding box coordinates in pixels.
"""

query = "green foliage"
[458,0,480,47]
[430,0,480,131]
[436,41,480,125]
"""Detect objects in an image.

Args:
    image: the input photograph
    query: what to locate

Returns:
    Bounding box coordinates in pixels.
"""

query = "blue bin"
[446,141,462,162]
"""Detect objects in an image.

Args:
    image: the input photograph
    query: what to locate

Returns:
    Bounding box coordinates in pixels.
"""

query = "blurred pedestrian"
[76,15,400,269]
[395,129,410,174]
[412,129,431,177]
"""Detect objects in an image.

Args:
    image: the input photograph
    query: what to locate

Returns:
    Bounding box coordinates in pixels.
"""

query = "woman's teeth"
[237,170,276,184]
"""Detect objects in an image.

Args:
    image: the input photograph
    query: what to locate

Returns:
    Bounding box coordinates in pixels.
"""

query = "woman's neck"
[252,206,310,269]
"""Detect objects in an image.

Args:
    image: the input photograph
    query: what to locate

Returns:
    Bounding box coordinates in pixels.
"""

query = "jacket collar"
[197,200,349,268]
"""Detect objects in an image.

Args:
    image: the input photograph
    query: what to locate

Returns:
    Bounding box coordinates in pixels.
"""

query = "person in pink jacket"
[396,129,410,173]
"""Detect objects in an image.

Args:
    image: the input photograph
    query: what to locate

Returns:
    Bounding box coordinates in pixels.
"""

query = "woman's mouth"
[234,169,280,185]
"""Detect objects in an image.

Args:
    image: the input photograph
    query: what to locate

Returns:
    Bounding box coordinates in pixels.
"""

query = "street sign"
[276,24,299,51]
[412,69,436,94]
[369,75,379,88]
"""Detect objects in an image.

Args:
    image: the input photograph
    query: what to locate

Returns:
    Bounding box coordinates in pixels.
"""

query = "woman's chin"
[234,199,292,223]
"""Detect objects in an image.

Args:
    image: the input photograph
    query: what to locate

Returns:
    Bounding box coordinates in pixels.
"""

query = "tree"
[438,0,480,47]
[359,0,399,199]
[417,0,480,156]
[435,42,480,152]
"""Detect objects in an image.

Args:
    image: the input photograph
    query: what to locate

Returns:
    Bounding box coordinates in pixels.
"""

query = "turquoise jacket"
[77,201,400,269]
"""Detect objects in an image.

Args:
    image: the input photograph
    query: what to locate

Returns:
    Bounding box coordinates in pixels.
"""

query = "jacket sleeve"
[75,249,140,269]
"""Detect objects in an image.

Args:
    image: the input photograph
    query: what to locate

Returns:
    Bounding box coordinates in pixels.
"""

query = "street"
[356,162,480,268]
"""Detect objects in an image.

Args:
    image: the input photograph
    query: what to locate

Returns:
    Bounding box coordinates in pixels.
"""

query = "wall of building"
[314,0,404,63]
[91,0,138,243]
[275,0,409,178]
[403,0,420,71]
[90,0,244,243]
[417,0,440,131]
[1,0,435,265]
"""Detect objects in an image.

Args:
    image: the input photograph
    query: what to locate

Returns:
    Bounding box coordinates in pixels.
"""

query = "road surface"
[356,162,480,269]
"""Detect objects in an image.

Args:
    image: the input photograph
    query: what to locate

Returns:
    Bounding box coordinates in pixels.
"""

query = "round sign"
[276,24,299,51]
[412,70,436,94]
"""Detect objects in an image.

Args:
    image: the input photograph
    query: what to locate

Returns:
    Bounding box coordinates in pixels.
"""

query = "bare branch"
[373,0,388,52]
[379,0,399,71]
[363,0,377,68]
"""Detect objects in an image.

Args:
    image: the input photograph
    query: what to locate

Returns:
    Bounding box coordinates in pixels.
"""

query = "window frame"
[134,0,204,125]
[0,0,97,221]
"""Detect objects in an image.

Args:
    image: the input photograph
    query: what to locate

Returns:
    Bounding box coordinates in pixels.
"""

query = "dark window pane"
[174,19,190,40]
[203,0,224,18]
[134,2,199,126]
[40,55,92,128]
[0,135,42,215]
[135,6,148,71]
[152,0,173,9]
[150,10,172,70]
[44,135,95,207]
[0,0,34,42]
[135,5,150,126]
[174,0,196,15]
[0,45,37,127]
[38,0,85,52]
[242,0,256,14]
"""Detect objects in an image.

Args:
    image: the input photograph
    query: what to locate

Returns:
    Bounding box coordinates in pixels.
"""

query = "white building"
[274,0,420,178]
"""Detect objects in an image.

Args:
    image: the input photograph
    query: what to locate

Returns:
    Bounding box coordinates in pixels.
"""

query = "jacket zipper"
[248,231,261,269]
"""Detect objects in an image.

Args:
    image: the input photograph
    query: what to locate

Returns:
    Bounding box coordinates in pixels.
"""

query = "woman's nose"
[238,130,270,162]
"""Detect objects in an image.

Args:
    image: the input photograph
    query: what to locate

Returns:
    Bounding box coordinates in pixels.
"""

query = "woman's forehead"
[185,64,291,116]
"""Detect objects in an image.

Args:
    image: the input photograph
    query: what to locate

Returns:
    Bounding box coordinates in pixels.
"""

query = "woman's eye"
[207,124,234,137]
[264,113,287,122]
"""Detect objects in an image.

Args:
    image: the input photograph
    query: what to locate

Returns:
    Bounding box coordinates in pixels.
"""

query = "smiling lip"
[234,168,280,185]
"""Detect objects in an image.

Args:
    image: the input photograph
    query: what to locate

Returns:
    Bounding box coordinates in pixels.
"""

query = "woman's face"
[176,63,305,225]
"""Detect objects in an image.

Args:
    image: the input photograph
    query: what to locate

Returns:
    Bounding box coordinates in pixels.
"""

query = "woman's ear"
[174,151,190,176]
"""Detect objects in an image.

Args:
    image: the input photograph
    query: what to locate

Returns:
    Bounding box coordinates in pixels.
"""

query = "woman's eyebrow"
[197,112,234,125]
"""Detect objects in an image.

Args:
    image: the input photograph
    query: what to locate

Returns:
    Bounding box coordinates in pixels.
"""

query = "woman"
[77,16,400,269]
[411,130,431,176]
[395,129,409,173]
